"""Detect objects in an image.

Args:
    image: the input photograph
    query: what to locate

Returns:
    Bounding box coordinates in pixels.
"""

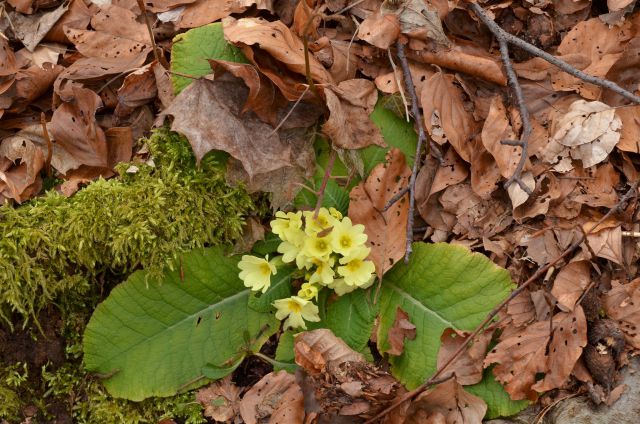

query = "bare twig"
[268,85,310,136]
[365,181,639,424]
[387,48,410,122]
[136,0,166,68]
[467,2,640,105]
[313,148,337,219]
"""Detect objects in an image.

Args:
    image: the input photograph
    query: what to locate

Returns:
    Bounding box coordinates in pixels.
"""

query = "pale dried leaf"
[551,261,591,312]
[348,148,411,277]
[437,328,491,385]
[586,226,623,265]
[177,0,273,29]
[507,171,535,209]
[239,371,304,424]
[0,136,45,203]
[196,376,241,422]
[8,2,69,52]
[603,279,640,349]
[405,379,486,424]
[295,329,365,375]
[481,96,522,179]
[358,10,400,50]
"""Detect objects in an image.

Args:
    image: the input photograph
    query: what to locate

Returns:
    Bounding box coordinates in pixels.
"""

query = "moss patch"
[0,128,254,323]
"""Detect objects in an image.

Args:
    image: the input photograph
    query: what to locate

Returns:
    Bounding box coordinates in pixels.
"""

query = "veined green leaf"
[83,247,277,401]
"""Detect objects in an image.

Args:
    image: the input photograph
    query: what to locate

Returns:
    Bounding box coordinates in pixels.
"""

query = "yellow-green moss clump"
[0,128,254,323]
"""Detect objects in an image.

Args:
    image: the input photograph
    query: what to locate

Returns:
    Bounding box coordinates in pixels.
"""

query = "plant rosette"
[238,207,376,330]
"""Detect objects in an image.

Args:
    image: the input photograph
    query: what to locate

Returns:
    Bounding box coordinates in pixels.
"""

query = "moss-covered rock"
[0,128,254,323]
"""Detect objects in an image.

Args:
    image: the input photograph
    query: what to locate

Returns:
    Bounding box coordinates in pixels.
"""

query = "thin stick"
[313,148,337,219]
[365,181,639,424]
[387,48,410,122]
[268,85,310,136]
[40,113,53,178]
[467,2,640,104]
[136,0,164,67]
[301,0,319,98]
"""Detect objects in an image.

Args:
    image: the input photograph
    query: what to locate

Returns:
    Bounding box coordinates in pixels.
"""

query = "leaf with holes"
[83,247,278,400]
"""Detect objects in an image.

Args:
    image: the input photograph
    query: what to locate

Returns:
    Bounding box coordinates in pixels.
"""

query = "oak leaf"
[348,148,411,277]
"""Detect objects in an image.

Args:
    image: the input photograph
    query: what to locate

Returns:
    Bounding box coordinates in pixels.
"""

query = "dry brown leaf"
[239,371,304,424]
[7,63,63,114]
[0,37,18,78]
[177,0,273,29]
[551,261,591,312]
[64,4,151,59]
[323,79,386,150]
[586,226,623,265]
[391,0,449,45]
[481,96,522,179]
[544,100,622,171]
[159,76,291,176]
[603,278,640,350]
[485,307,587,400]
[295,329,365,375]
[8,2,69,52]
[386,307,416,356]
[116,62,157,110]
[49,85,109,170]
[0,136,45,203]
[437,328,492,385]
[358,10,400,50]
[405,378,487,424]
[44,0,93,45]
[348,148,411,277]
[506,289,535,328]
[421,71,475,162]
[429,147,468,197]
[146,0,197,13]
[223,17,334,86]
[196,376,242,423]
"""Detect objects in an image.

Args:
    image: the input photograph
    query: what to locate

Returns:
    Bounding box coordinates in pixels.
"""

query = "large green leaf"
[466,368,529,419]
[83,247,277,401]
[378,243,513,390]
[248,264,295,312]
[325,289,378,355]
[362,98,418,176]
[170,23,248,94]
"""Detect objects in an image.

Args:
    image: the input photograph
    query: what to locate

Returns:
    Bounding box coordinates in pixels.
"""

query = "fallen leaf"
[348,148,411,277]
[506,289,535,327]
[481,96,522,179]
[429,147,469,197]
[177,0,273,29]
[196,376,242,423]
[8,2,69,52]
[405,378,487,424]
[421,71,475,161]
[295,328,365,375]
[49,85,108,170]
[551,261,591,312]
[0,37,18,78]
[386,307,416,356]
[507,172,535,209]
[0,136,45,203]
[116,62,158,109]
[544,100,622,171]
[586,226,623,265]
[239,371,304,424]
[437,328,492,385]
[485,307,587,400]
[603,279,640,349]
[44,0,93,45]
[358,10,401,50]
[64,4,151,59]
[323,79,386,150]
[159,76,292,177]
[391,0,449,45]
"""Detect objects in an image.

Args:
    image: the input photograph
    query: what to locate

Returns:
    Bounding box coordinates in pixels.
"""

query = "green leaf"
[378,243,513,390]
[362,98,418,176]
[325,290,378,355]
[170,23,248,94]
[293,178,350,215]
[248,264,296,313]
[83,247,278,401]
[252,232,281,256]
[273,331,299,372]
[466,368,529,419]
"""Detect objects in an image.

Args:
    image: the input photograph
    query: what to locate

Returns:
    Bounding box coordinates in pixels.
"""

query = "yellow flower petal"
[238,255,276,293]
[273,296,320,330]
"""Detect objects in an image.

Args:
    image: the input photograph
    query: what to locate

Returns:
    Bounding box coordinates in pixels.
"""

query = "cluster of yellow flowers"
[238,207,375,330]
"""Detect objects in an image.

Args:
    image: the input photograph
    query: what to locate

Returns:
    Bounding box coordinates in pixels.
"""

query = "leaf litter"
[1,0,640,422]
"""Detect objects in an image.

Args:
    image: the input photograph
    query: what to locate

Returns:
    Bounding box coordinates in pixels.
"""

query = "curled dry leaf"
[358,10,401,50]
[481,96,522,179]
[177,0,273,29]
[585,226,623,265]
[386,307,416,356]
[295,329,401,420]
[405,378,487,424]
[49,85,109,170]
[551,260,591,312]
[196,376,241,423]
[0,136,45,203]
[7,2,69,52]
[323,79,386,150]
[603,278,640,350]
[390,0,449,45]
[437,328,492,385]
[421,71,475,162]
[485,306,587,400]
[239,370,304,424]
[348,148,411,277]
[543,100,622,172]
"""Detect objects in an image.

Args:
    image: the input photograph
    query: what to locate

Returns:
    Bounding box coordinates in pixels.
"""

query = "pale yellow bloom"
[273,296,320,330]
[328,207,343,220]
[338,247,375,287]
[303,208,337,236]
[303,233,334,259]
[308,256,335,286]
[331,217,367,257]
[270,211,303,242]
[298,282,319,300]
[238,255,277,293]
[327,278,357,296]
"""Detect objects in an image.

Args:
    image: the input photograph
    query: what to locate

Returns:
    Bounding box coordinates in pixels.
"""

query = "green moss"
[0,128,254,323]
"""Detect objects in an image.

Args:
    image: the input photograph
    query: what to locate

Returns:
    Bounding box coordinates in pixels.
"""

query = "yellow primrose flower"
[238,255,277,293]
[298,282,319,300]
[327,278,357,296]
[338,247,376,287]
[270,211,303,242]
[277,238,311,269]
[331,217,367,257]
[273,296,320,330]
[303,233,334,259]
[303,208,337,236]
[308,256,335,286]
[328,207,343,220]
